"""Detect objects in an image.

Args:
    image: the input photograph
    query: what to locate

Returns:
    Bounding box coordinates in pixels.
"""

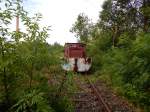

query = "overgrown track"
[72,75,135,112]
[86,77,111,112]
[73,76,111,112]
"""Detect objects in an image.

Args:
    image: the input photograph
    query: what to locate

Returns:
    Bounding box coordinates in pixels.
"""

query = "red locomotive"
[62,43,91,72]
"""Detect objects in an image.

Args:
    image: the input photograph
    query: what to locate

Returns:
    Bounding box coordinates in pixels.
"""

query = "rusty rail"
[86,78,112,112]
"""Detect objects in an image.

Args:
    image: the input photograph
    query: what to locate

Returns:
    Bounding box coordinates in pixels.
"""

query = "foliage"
[93,33,150,111]
[0,0,72,112]
[1,0,150,111]
[71,0,150,111]
[0,0,20,109]
[49,72,75,112]
[70,13,93,43]
[12,89,54,112]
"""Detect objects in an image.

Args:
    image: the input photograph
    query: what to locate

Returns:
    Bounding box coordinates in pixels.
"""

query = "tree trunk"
[112,25,118,47]
[29,64,33,89]
[2,45,10,106]
[143,0,149,32]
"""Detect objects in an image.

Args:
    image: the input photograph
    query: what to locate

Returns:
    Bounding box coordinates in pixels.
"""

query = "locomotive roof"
[65,43,86,46]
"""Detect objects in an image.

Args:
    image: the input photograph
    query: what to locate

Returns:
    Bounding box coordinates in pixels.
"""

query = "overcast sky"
[23,0,105,45]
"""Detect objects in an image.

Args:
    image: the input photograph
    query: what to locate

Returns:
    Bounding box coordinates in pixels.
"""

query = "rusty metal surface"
[72,76,135,112]
[64,43,86,58]
[86,78,111,112]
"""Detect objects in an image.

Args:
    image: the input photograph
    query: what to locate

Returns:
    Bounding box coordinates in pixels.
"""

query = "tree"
[0,0,17,107]
[70,13,92,44]
[99,0,150,46]
[99,0,137,46]
[0,0,51,111]
[136,0,150,32]
[19,12,50,88]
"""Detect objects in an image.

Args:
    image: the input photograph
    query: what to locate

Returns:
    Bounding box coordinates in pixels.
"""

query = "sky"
[23,0,105,45]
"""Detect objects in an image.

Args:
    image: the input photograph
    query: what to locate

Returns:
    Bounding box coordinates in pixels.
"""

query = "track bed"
[72,76,136,112]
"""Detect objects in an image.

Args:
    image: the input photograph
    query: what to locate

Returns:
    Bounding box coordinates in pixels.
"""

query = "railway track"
[86,77,111,112]
[47,72,136,112]
[72,76,135,112]
[73,76,111,112]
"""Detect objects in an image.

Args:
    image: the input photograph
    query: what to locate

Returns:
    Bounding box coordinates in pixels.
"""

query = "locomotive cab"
[62,43,91,72]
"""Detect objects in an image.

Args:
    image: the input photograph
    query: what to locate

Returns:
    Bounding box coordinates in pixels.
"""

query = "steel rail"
[86,78,112,112]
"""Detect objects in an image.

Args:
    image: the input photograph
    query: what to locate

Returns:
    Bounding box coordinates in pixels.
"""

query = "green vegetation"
[0,0,74,112]
[71,0,150,111]
[1,0,150,112]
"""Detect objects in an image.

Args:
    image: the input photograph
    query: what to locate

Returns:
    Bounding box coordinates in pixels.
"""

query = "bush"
[91,32,150,111]
[12,89,55,112]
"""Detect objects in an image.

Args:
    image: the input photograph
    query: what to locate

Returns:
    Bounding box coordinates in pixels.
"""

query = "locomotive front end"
[62,43,91,72]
